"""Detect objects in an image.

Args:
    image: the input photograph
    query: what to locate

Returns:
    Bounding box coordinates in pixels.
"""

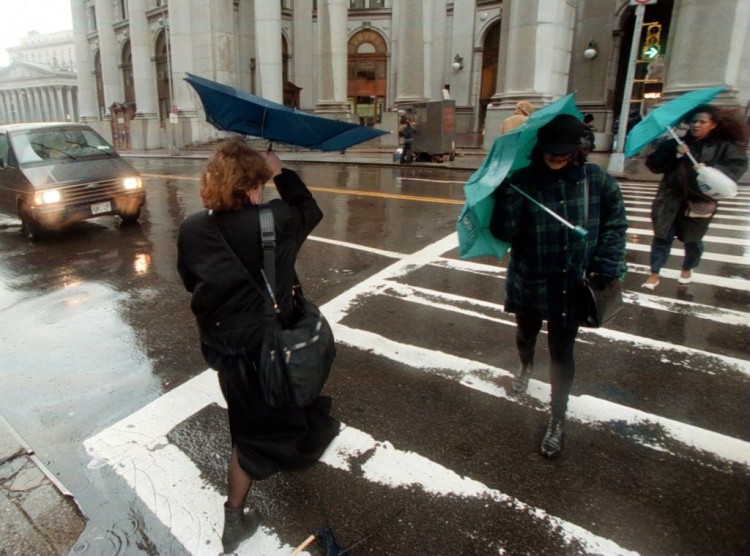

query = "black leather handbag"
[577,166,625,328]
[578,277,624,328]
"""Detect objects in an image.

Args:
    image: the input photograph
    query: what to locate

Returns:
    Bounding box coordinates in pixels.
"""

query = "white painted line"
[86,369,638,556]
[331,324,750,468]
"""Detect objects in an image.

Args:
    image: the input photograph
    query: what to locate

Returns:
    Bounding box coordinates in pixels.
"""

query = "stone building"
[0,31,78,125]
[68,0,749,152]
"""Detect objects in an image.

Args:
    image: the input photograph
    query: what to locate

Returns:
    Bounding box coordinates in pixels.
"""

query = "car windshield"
[11,127,115,164]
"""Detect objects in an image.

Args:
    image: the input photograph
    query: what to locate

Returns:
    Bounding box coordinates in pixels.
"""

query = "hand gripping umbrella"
[623,86,725,157]
[456,93,583,260]
[184,73,389,151]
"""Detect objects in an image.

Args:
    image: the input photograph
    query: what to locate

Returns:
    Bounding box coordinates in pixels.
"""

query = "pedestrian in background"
[641,104,747,290]
[500,100,535,134]
[399,119,416,163]
[490,114,628,458]
[177,139,340,553]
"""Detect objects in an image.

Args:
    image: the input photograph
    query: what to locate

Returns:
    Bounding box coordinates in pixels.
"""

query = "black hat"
[537,114,584,154]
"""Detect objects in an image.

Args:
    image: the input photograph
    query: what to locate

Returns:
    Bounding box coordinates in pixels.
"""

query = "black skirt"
[206,344,340,481]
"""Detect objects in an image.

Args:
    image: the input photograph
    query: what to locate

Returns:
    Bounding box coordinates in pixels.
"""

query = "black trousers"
[515,315,579,419]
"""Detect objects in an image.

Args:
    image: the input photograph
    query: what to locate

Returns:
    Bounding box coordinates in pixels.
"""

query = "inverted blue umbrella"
[456,93,583,260]
[184,73,389,151]
[623,86,725,158]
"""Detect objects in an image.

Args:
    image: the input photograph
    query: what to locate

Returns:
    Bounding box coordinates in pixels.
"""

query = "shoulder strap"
[259,206,276,297]
[210,209,279,317]
[583,164,589,226]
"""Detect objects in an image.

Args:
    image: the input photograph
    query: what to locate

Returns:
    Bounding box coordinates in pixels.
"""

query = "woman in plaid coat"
[490,114,628,458]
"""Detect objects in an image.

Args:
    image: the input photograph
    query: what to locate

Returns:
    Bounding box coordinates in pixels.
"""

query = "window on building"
[94,51,105,119]
[118,0,129,20]
[88,6,97,32]
[121,41,134,103]
[155,30,170,122]
[349,0,385,8]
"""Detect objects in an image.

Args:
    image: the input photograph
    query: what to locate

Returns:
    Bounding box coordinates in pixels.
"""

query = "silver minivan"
[0,122,145,240]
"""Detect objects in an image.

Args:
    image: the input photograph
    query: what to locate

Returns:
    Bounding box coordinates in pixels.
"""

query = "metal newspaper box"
[410,100,456,162]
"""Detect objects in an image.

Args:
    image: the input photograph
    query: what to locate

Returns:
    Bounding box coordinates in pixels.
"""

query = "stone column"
[71,0,98,121]
[95,0,124,112]
[210,0,237,87]
[128,0,158,117]
[254,1,283,103]
[663,0,749,106]
[0,92,10,124]
[315,0,350,115]
[484,0,576,148]
[292,0,314,109]
[394,0,427,106]
[32,88,43,121]
[56,87,66,120]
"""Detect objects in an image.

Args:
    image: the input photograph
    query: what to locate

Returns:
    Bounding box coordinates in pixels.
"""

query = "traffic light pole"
[608,3,646,176]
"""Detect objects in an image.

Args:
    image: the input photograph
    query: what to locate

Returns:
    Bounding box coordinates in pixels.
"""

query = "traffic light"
[642,22,661,60]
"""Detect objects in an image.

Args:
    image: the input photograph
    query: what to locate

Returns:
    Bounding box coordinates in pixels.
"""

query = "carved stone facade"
[64,0,750,151]
[0,62,78,124]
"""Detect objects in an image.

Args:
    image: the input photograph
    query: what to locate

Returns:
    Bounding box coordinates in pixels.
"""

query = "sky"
[0,0,73,66]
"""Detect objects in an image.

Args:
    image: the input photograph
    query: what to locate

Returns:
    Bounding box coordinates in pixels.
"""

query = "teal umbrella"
[456,93,582,260]
[623,86,725,157]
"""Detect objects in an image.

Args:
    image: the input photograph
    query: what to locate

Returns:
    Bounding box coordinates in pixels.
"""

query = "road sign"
[169,112,178,124]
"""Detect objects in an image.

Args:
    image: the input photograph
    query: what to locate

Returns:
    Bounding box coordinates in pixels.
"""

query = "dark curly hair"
[200,138,273,211]
[684,104,746,145]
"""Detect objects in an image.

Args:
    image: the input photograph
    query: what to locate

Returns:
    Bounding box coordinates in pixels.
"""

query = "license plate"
[91,201,112,215]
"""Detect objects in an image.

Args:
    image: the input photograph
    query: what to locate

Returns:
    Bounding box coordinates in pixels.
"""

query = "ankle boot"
[541,415,565,459]
[511,362,534,394]
[222,503,261,554]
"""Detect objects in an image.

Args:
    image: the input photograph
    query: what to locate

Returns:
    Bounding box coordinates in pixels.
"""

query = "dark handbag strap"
[210,208,279,318]
[583,164,589,227]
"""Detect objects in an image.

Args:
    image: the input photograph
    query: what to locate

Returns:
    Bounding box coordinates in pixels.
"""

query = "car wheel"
[119,207,141,224]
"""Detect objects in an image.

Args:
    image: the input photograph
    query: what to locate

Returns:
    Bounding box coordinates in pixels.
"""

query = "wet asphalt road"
[0,157,749,555]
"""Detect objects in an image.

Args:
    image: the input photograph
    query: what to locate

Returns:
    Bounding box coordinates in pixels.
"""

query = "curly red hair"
[200,138,273,211]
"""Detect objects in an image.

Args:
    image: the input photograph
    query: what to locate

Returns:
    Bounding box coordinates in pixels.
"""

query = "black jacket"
[177,169,322,355]
[646,136,747,242]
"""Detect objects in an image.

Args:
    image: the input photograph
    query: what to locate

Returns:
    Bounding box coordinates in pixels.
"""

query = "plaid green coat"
[490,162,628,328]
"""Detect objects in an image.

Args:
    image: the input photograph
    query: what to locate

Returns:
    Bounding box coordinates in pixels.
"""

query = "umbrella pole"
[290,534,316,555]
[666,127,699,166]
[509,185,588,237]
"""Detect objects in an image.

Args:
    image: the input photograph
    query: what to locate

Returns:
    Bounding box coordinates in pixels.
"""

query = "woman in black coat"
[177,139,339,553]
[641,104,747,290]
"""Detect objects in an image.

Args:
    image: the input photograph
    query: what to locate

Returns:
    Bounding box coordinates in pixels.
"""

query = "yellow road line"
[141,173,465,205]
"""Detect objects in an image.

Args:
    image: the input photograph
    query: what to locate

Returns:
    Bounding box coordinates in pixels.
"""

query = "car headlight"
[34,189,62,205]
[123,176,142,190]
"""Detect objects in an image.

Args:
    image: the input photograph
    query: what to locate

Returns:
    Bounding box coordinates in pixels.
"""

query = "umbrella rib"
[509,184,583,232]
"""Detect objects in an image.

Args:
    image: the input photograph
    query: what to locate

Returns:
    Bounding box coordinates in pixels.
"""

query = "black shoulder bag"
[577,166,625,328]
[213,207,336,408]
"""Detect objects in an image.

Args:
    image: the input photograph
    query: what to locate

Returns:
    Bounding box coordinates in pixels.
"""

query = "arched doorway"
[478,20,500,133]
[347,29,387,125]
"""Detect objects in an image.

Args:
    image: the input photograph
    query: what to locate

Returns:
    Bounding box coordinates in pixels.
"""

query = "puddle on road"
[0,280,160,444]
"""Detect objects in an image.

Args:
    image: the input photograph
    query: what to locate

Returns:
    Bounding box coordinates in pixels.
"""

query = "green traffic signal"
[642,45,660,59]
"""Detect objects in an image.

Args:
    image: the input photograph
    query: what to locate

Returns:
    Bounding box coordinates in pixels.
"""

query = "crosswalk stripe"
[85,369,639,555]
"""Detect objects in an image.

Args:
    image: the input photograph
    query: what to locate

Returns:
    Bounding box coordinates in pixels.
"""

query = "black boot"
[541,415,565,459]
[511,362,534,394]
[222,503,261,554]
